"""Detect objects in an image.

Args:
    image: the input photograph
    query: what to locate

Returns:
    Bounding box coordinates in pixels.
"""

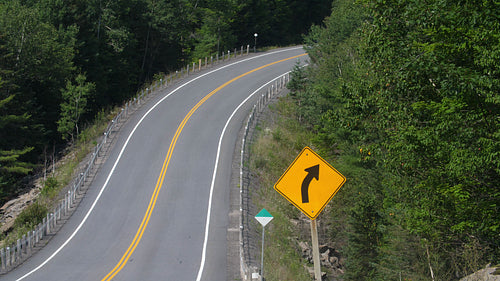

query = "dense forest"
[0,0,331,203]
[1,0,499,279]
[287,0,499,279]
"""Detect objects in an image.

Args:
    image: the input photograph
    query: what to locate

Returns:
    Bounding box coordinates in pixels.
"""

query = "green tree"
[232,0,332,47]
[190,0,237,60]
[296,0,499,279]
[0,32,35,202]
[57,74,95,141]
[142,0,195,77]
[0,93,34,202]
[345,190,385,281]
[0,0,77,149]
[364,1,500,276]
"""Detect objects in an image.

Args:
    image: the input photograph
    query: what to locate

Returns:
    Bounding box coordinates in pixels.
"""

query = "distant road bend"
[3,47,307,281]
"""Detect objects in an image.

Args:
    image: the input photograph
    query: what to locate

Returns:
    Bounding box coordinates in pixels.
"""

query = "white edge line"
[14,46,304,281]
[195,69,297,281]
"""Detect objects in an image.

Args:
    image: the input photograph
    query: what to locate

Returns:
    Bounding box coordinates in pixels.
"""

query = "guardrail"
[0,45,254,273]
[239,73,291,281]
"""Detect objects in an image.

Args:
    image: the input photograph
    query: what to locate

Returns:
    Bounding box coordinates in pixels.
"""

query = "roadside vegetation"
[253,0,499,280]
[0,0,330,244]
[0,109,116,246]
[1,0,498,279]
[249,96,315,280]
[0,0,331,205]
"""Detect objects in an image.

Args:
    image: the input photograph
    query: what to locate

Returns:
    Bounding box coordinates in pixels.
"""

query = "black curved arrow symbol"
[302,164,319,203]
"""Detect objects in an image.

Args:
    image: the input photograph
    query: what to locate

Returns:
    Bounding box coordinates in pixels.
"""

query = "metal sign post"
[260,225,265,280]
[255,208,273,281]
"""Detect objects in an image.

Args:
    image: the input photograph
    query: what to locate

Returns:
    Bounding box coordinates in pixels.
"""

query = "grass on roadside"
[1,108,118,247]
[249,95,314,280]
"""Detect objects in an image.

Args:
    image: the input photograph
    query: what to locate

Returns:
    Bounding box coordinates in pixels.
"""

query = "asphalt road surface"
[2,47,307,281]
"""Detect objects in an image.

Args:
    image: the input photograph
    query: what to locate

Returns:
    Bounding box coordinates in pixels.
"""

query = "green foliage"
[0,147,34,175]
[13,202,48,229]
[0,72,35,200]
[345,190,385,280]
[232,0,332,47]
[293,0,500,279]
[190,0,238,59]
[41,177,59,198]
[0,0,77,166]
[58,74,95,141]
[0,93,33,176]
[0,0,332,204]
[249,96,314,279]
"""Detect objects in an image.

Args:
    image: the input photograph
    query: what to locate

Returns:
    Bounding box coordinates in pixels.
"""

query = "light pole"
[254,33,258,53]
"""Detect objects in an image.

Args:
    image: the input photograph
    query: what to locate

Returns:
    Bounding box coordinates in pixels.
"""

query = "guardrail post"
[1,247,5,270]
[66,191,69,212]
[11,245,16,265]
[34,225,38,243]
[39,222,44,240]
[51,213,55,229]
[21,235,26,254]
[68,191,71,210]
[45,214,50,234]
[23,234,27,254]
[35,225,39,243]
[62,197,66,216]
[5,247,10,268]
[16,239,21,261]
[10,246,15,267]
[27,232,31,254]
[70,190,73,208]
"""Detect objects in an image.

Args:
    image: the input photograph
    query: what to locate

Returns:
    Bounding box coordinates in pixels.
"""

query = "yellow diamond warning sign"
[274,147,346,220]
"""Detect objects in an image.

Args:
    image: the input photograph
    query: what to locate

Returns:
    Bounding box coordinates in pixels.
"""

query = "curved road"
[2,47,307,281]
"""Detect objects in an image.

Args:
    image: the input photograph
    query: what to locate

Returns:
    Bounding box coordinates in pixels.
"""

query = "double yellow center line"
[101,53,306,281]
